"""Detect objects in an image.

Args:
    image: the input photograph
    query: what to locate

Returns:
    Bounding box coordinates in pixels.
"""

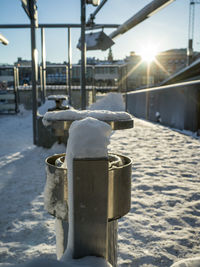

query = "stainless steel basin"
[45,153,132,221]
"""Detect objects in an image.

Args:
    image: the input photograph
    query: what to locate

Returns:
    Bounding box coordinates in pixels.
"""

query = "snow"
[61,117,111,261]
[42,109,132,127]
[11,257,112,267]
[0,98,200,266]
[88,93,125,111]
[171,257,200,267]
[42,109,132,126]
[38,99,69,116]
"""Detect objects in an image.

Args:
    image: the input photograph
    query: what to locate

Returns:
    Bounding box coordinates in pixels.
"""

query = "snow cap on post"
[66,116,112,160]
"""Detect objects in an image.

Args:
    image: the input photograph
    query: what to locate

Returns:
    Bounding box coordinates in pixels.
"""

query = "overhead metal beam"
[109,0,175,40]
[0,23,119,29]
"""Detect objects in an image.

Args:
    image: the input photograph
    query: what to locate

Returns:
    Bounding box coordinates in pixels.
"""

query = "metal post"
[40,66,43,101]
[81,0,86,110]
[66,65,68,94]
[13,67,19,113]
[118,66,121,92]
[31,17,38,145]
[73,158,109,259]
[92,66,96,103]
[41,27,46,103]
[68,28,72,105]
[125,65,128,112]
[146,63,150,120]
[16,67,19,88]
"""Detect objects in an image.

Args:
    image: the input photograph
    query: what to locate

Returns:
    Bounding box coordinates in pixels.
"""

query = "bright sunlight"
[138,43,159,63]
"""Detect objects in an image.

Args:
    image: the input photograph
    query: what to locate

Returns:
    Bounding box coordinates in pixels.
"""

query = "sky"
[0,0,200,65]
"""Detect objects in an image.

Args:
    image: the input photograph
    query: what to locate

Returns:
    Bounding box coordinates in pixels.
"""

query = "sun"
[138,43,158,63]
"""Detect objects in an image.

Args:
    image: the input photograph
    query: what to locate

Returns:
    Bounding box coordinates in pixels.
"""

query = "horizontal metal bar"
[127,79,200,95]
[0,94,15,100]
[0,103,16,110]
[0,23,119,29]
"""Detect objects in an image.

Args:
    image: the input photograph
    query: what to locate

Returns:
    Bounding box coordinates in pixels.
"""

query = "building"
[124,49,200,90]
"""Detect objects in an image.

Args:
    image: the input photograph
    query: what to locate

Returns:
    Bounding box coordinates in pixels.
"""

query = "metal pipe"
[68,28,72,105]
[109,0,174,39]
[126,79,200,95]
[30,18,38,145]
[92,66,96,103]
[81,0,86,110]
[13,67,19,113]
[41,27,46,103]
[0,23,119,29]
[87,0,108,25]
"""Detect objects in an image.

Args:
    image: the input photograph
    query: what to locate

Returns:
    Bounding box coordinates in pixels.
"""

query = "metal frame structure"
[109,0,175,39]
[0,3,118,144]
[0,0,176,144]
[0,66,19,114]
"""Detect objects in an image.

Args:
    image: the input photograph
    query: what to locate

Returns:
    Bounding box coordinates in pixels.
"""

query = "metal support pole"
[13,67,19,113]
[125,65,128,112]
[118,66,121,92]
[81,0,86,110]
[16,67,19,88]
[92,66,96,103]
[40,66,43,101]
[41,27,46,103]
[31,18,38,145]
[68,28,72,105]
[73,158,109,259]
[66,65,68,95]
[146,64,150,120]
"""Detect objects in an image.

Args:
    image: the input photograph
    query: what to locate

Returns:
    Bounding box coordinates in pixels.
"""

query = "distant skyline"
[0,0,200,65]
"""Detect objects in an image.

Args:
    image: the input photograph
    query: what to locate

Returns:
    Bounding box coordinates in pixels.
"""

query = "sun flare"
[138,43,158,63]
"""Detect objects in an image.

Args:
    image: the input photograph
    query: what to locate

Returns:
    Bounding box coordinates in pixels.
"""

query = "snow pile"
[38,100,55,115]
[1,106,200,267]
[12,256,111,267]
[61,117,111,261]
[42,109,132,126]
[38,99,69,115]
[65,117,111,161]
[88,93,125,111]
[171,257,200,267]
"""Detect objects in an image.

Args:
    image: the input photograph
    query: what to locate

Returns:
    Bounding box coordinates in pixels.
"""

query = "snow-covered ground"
[0,101,200,267]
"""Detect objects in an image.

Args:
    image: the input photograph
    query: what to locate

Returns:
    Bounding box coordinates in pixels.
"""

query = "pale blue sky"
[0,0,199,64]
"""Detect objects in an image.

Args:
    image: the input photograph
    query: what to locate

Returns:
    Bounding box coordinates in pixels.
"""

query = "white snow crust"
[88,93,125,111]
[42,109,132,126]
[0,103,200,267]
[38,99,69,115]
[171,257,200,267]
